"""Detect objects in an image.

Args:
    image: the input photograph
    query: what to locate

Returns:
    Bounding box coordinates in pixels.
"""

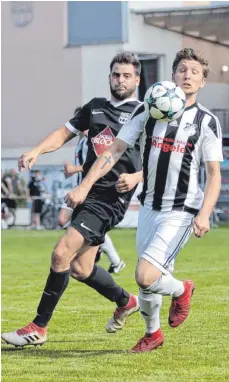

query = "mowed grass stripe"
[1,228,229,382]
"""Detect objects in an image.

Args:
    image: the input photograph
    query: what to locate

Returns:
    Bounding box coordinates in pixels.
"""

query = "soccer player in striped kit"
[64,48,223,352]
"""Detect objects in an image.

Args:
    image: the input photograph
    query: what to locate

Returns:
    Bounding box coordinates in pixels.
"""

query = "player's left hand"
[193,213,210,238]
[64,162,78,178]
[116,173,138,193]
[64,185,89,209]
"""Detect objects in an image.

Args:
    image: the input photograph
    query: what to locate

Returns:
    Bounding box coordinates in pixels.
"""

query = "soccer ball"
[144,81,186,121]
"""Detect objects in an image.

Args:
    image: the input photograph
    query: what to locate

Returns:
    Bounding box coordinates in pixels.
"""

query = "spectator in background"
[1,170,10,200]
[4,169,26,210]
[1,170,11,229]
[27,170,44,230]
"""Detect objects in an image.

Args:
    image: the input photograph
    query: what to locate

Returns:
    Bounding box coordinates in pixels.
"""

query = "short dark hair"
[73,107,81,117]
[172,48,209,79]
[110,52,141,76]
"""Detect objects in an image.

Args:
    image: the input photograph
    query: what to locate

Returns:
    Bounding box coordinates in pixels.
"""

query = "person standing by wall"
[27,170,44,230]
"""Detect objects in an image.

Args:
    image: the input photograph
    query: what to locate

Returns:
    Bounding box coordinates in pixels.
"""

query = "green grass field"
[1,228,229,382]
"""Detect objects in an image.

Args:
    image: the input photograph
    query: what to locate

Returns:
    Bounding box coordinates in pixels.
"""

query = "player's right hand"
[18,150,39,172]
[193,213,210,238]
[116,173,139,193]
[64,184,89,209]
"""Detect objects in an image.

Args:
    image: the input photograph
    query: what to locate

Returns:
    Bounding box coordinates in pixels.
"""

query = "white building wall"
[81,44,123,104]
[197,83,229,110]
[129,1,183,10]
[2,1,82,166]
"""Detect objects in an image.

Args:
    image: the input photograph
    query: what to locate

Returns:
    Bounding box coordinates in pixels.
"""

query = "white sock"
[100,234,121,266]
[146,275,184,297]
[139,289,162,334]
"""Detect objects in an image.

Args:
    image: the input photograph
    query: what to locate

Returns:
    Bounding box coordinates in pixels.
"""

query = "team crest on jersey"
[119,112,131,124]
[184,123,197,136]
[91,126,116,157]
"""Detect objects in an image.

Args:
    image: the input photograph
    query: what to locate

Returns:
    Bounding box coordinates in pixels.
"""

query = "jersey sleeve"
[201,114,223,162]
[117,104,146,148]
[65,103,91,135]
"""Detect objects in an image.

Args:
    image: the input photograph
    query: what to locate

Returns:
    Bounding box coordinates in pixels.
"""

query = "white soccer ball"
[144,81,186,121]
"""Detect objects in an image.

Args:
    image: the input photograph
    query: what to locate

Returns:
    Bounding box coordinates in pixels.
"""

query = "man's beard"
[110,85,135,101]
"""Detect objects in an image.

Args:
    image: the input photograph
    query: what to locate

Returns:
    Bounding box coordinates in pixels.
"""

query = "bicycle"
[1,203,16,229]
[40,197,62,230]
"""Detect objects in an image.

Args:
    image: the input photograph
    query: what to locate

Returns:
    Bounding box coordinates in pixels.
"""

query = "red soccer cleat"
[106,295,140,333]
[131,329,164,353]
[168,280,195,328]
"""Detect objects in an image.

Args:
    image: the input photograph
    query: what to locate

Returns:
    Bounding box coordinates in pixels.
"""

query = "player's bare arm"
[194,161,221,238]
[116,171,143,193]
[18,127,75,172]
[64,162,84,178]
[64,138,128,207]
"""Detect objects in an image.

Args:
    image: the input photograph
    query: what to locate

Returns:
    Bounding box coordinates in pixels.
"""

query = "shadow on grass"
[1,345,130,358]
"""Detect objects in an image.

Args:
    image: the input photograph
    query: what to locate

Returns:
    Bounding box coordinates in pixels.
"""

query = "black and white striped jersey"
[74,136,88,186]
[65,97,142,203]
[117,102,223,213]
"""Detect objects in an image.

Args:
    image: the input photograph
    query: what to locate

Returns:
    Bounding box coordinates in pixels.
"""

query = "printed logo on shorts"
[119,112,131,124]
[91,126,116,157]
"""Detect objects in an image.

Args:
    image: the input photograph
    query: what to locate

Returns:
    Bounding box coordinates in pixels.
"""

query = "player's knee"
[51,240,69,269]
[70,260,93,281]
[70,261,83,280]
[135,261,161,288]
[135,269,150,288]
[136,275,153,289]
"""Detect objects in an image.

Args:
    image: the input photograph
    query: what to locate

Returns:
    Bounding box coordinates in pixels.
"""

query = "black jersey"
[28,178,42,197]
[65,97,142,203]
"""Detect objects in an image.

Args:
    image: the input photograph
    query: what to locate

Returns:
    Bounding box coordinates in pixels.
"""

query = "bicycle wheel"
[6,209,16,228]
[41,208,56,230]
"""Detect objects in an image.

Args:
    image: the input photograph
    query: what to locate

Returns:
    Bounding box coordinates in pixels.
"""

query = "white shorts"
[136,206,194,275]
[61,201,73,211]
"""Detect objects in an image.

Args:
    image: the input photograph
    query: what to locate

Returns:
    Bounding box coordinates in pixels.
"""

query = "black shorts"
[32,199,43,214]
[1,198,17,209]
[70,193,128,246]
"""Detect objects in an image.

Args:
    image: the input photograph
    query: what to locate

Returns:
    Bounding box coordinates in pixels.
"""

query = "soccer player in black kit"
[2,52,143,346]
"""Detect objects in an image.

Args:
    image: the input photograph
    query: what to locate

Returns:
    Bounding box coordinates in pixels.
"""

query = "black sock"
[80,265,130,307]
[33,268,70,328]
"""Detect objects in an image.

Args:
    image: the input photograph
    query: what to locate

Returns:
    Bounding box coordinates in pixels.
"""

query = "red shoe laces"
[17,323,37,336]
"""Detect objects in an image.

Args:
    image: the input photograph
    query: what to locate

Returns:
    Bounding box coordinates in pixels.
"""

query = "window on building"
[138,56,158,101]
